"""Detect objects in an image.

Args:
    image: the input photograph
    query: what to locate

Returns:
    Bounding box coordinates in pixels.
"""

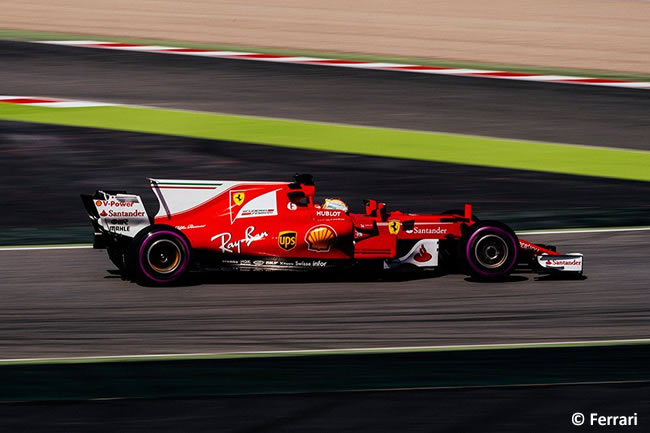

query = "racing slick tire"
[464,221,518,280]
[127,225,191,285]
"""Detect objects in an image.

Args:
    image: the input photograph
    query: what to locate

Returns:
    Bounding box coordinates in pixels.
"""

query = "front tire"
[464,222,518,280]
[129,226,191,285]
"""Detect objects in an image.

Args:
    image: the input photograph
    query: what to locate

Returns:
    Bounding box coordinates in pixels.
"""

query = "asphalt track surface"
[1,382,648,432]
[1,230,648,358]
[2,40,649,150]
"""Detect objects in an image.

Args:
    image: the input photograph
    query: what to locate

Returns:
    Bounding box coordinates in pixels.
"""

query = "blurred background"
[0,1,649,432]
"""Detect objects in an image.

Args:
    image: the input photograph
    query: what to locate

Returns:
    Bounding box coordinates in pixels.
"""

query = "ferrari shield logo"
[278,231,297,251]
[232,192,245,206]
[388,220,401,235]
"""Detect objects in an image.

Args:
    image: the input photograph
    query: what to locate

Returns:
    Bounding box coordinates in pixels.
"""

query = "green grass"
[2,28,650,82]
[1,103,649,182]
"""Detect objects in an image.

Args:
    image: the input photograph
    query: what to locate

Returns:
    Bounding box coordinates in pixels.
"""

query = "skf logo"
[232,192,245,206]
[305,225,337,252]
[278,231,297,251]
[388,220,401,235]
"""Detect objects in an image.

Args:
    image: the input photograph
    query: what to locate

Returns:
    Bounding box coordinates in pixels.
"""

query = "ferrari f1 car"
[81,174,583,285]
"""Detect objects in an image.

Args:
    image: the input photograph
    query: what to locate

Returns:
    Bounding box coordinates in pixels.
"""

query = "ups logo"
[278,231,297,251]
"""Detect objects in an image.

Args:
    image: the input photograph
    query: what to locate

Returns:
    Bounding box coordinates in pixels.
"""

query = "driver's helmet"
[322,198,349,212]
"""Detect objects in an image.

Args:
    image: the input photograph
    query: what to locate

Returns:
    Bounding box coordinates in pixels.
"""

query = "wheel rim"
[146,239,181,274]
[474,234,509,269]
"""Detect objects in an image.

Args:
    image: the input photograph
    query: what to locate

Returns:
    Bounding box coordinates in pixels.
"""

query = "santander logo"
[414,245,432,263]
[545,259,581,266]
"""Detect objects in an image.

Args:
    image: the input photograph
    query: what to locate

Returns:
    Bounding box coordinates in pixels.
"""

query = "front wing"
[519,239,584,275]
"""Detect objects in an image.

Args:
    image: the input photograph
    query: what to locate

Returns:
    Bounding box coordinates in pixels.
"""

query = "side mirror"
[293,173,314,185]
[287,191,310,207]
[364,199,378,216]
[377,202,388,221]
[302,185,315,205]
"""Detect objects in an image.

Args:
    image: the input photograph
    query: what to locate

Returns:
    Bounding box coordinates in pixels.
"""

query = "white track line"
[1,227,648,251]
[0,245,92,251]
[520,227,650,235]
[0,95,116,108]
[33,101,115,108]
[2,338,649,363]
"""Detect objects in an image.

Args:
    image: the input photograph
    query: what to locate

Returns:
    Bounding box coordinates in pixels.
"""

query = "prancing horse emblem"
[233,192,245,206]
[388,220,401,235]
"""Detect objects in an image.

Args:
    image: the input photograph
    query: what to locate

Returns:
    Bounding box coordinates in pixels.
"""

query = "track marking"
[0,95,115,108]
[33,40,650,91]
[339,379,650,394]
[519,227,650,235]
[0,245,92,251]
[2,338,649,364]
[1,226,648,251]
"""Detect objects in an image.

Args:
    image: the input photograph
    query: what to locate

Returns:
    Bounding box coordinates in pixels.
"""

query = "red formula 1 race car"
[81,174,583,285]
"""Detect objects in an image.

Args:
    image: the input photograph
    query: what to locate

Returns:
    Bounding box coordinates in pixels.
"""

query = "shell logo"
[305,225,337,252]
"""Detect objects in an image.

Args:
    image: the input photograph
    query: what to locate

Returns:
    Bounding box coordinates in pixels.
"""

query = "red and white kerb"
[0,95,114,108]
[34,40,650,90]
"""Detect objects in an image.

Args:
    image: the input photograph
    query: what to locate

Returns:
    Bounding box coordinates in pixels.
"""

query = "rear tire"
[128,226,191,285]
[464,222,518,280]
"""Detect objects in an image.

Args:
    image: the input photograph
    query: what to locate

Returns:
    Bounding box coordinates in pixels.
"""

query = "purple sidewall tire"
[465,226,518,277]
[138,230,190,284]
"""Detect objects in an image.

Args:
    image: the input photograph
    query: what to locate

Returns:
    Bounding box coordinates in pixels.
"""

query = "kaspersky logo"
[278,231,297,251]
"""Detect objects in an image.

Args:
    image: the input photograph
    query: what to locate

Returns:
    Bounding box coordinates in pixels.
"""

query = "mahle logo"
[232,192,245,206]
[278,231,297,251]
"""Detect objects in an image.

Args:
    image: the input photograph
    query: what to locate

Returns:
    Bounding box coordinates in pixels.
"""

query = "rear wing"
[81,190,151,247]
